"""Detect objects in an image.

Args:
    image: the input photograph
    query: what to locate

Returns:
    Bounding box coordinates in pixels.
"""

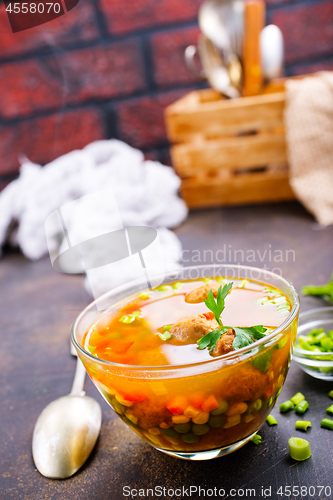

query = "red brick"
[116,90,187,149]
[45,41,146,104]
[271,1,333,63]
[0,41,146,120]
[0,0,98,58]
[290,60,333,76]
[265,0,295,5]
[0,60,63,119]
[0,109,105,176]
[151,26,200,87]
[99,0,201,35]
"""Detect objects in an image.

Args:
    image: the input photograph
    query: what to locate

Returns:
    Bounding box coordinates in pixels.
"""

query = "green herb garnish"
[266,415,278,426]
[158,331,172,341]
[295,420,311,431]
[255,288,290,314]
[197,328,227,351]
[251,347,273,373]
[251,433,262,445]
[119,310,142,324]
[288,437,311,461]
[197,283,267,353]
[232,326,267,349]
[321,418,333,430]
[302,271,333,304]
[203,283,233,327]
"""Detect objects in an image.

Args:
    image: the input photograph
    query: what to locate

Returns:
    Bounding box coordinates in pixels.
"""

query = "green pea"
[122,415,137,428]
[277,337,288,349]
[246,399,262,414]
[192,424,210,435]
[211,399,229,415]
[161,427,180,439]
[208,415,224,428]
[112,398,126,414]
[255,398,262,411]
[173,422,192,434]
[181,432,200,444]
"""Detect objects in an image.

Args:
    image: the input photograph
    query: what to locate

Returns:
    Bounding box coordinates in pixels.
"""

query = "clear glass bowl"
[71,265,300,460]
[293,307,333,381]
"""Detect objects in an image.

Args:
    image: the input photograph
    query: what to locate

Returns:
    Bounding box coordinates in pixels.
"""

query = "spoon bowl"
[32,353,102,479]
[32,393,102,479]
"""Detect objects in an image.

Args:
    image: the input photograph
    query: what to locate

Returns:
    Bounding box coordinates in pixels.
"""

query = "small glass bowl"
[293,307,333,381]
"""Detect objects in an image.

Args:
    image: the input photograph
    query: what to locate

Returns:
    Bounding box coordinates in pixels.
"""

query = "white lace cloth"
[0,140,187,296]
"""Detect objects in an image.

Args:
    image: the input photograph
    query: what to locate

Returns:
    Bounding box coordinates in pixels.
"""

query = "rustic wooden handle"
[243,0,266,97]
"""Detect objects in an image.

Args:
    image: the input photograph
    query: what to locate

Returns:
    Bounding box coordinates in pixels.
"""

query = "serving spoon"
[32,342,102,479]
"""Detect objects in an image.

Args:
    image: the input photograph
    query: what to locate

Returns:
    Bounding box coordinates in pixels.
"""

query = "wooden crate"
[165,80,295,209]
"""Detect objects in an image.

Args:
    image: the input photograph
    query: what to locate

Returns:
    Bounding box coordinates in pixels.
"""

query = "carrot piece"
[166,396,188,415]
[201,312,215,321]
[121,391,147,402]
[189,393,206,409]
[108,340,134,354]
[201,395,219,412]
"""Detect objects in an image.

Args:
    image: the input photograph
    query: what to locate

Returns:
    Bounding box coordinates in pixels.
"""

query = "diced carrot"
[201,312,215,321]
[263,386,274,400]
[189,393,206,409]
[121,391,147,402]
[159,421,172,429]
[201,395,219,412]
[166,396,188,415]
[89,335,112,349]
[108,340,134,354]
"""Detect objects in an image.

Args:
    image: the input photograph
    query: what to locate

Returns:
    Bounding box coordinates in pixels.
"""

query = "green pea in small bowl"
[294,307,333,381]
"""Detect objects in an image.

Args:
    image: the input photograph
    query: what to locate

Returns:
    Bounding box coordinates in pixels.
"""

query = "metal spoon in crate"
[185,35,241,98]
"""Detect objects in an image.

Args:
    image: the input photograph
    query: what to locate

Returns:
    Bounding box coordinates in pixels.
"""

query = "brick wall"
[0,0,332,188]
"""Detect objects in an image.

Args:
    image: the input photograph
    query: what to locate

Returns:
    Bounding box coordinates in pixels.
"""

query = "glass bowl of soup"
[71,265,300,460]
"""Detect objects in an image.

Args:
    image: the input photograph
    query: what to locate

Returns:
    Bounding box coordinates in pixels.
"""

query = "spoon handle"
[70,358,86,396]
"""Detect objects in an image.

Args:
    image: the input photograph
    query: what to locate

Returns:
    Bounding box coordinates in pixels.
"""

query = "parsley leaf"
[197,282,268,353]
[203,282,233,327]
[197,327,230,351]
[232,326,267,350]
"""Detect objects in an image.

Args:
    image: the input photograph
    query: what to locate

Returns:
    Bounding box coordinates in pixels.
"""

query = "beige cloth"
[284,71,333,226]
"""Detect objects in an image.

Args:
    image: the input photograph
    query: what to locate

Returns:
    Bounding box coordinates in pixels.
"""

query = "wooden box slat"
[181,171,295,208]
[171,131,287,177]
[164,81,306,208]
[166,90,285,142]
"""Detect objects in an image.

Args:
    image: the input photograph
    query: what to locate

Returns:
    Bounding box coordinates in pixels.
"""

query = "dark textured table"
[1,202,333,500]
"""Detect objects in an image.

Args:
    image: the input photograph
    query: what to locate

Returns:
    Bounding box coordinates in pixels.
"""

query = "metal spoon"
[197,0,244,95]
[185,35,240,98]
[32,344,102,479]
[198,0,244,58]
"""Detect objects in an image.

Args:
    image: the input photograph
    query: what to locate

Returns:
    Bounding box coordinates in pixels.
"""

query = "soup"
[79,278,296,454]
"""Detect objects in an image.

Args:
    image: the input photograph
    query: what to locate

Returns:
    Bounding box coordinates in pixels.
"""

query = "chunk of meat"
[169,314,220,344]
[211,328,235,357]
[134,398,171,429]
[185,282,221,304]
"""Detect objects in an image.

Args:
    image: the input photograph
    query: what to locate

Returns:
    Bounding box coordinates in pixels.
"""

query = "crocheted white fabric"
[0,140,187,296]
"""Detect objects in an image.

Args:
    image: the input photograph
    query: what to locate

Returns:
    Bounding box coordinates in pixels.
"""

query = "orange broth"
[81,278,294,452]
